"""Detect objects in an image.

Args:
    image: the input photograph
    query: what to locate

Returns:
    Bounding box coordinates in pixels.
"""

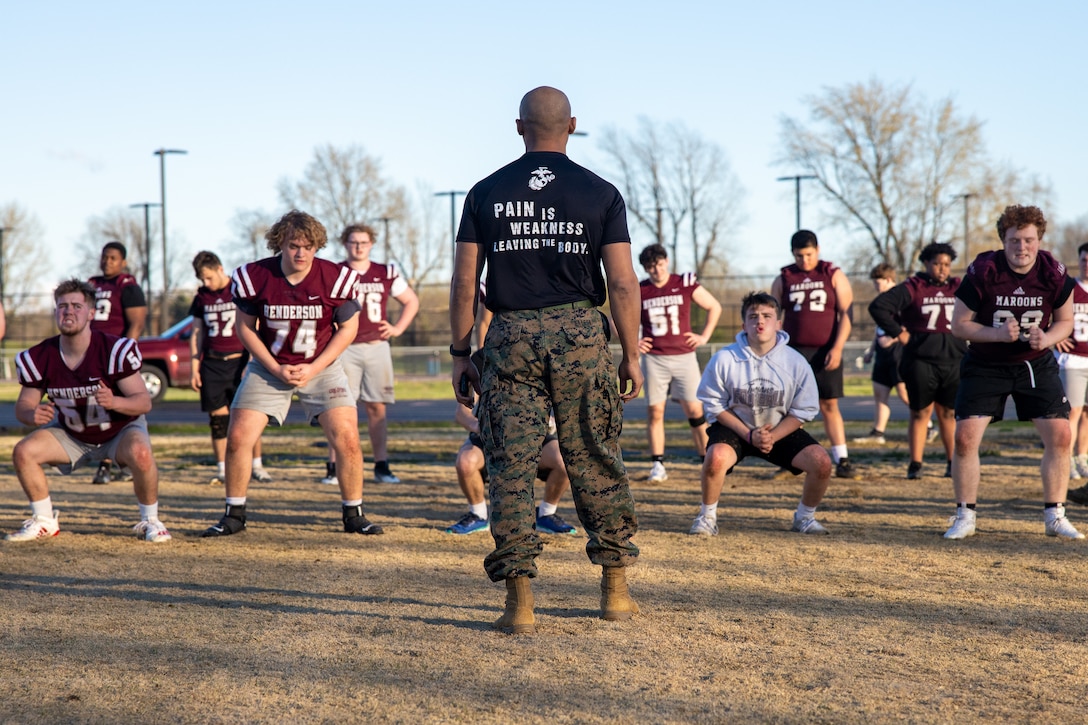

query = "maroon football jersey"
[15,332,143,445]
[640,272,699,355]
[1066,281,1088,357]
[188,284,245,356]
[779,260,839,348]
[957,249,1069,363]
[89,273,145,337]
[231,256,359,365]
[348,262,409,344]
[899,274,960,335]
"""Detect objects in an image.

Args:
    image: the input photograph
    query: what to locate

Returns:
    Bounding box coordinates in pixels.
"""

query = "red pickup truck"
[137,316,194,402]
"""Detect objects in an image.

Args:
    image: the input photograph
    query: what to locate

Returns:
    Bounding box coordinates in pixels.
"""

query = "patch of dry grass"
[2,423,1088,723]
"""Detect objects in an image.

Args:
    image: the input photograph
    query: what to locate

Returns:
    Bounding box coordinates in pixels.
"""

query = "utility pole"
[129,202,160,305]
[777,175,818,230]
[434,191,466,270]
[960,192,975,266]
[154,148,187,333]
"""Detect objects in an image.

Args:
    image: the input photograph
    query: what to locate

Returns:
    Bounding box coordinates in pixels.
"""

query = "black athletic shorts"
[792,345,844,400]
[706,422,821,476]
[871,343,903,388]
[198,355,247,412]
[955,353,1069,422]
[900,356,959,411]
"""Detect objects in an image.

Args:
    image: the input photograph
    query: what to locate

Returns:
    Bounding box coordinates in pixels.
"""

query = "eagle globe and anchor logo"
[528,166,555,191]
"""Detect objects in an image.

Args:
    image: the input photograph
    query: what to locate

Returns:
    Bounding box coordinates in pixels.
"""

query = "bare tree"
[1047,213,1088,269]
[384,182,449,287]
[0,202,51,311]
[277,144,403,238]
[598,118,745,277]
[78,206,152,291]
[225,207,274,269]
[779,79,993,272]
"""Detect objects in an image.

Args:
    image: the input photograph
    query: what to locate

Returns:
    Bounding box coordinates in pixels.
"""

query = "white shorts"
[641,351,702,406]
[45,416,150,474]
[1060,363,1088,407]
[340,341,396,404]
[232,359,356,425]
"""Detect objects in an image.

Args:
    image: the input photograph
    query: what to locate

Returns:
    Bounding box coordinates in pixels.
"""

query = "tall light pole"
[0,226,7,312]
[154,148,187,333]
[434,190,466,269]
[777,174,818,230]
[374,216,393,257]
[129,202,160,305]
[0,226,8,379]
[959,192,975,266]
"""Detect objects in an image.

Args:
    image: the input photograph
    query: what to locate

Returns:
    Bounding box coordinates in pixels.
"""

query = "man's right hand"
[618,360,643,401]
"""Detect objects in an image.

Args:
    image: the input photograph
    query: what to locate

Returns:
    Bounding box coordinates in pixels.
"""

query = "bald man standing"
[450,86,643,634]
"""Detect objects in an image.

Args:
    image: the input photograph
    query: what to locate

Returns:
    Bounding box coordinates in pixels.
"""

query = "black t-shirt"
[456,151,630,312]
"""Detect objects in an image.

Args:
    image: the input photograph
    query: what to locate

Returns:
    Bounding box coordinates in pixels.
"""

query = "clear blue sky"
[3,0,1084,292]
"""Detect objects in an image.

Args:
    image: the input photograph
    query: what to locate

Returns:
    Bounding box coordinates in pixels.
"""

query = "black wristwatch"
[449,345,471,358]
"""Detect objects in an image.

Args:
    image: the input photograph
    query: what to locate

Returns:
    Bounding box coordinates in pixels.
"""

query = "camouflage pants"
[479,306,639,582]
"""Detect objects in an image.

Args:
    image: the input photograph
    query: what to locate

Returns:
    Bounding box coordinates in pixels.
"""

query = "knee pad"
[688,417,705,428]
[209,414,230,440]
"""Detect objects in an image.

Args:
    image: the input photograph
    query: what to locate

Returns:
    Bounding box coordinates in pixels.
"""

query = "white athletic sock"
[831,445,848,463]
[469,502,488,519]
[252,457,263,470]
[226,497,246,506]
[138,502,158,521]
[699,503,718,519]
[217,461,226,477]
[796,503,817,519]
[30,497,53,519]
[342,498,362,507]
[538,501,558,517]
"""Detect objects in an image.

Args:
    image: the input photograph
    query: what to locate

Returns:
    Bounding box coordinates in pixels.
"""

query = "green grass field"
[0,375,875,403]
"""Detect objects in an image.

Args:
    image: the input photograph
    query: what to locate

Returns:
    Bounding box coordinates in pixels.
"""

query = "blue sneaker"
[445,512,488,535]
[536,513,577,535]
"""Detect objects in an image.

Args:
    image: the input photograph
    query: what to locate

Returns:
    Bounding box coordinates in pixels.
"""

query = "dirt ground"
[2,421,1088,724]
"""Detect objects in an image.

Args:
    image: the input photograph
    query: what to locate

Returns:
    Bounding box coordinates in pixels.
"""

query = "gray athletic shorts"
[44,416,150,474]
[232,359,356,425]
[641,351,702,406]
[1060,364,1088,408]
[340,340,396,404]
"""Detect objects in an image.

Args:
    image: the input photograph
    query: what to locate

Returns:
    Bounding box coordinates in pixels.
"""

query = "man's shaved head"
[518,86,572,138]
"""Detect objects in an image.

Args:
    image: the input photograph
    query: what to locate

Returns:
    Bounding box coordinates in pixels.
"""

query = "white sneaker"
[1071,457,1082,481]
[6,512,60,541]
[689,513,718,536]
[320,474,339,486]
[926,426,940,444]
[648,461,667,483]
[791,513,829,535]
[943,507,976,540]
[133,517,172,543]
[1045,507,1085,540]
[1075,455,1088,479]
[853,431,886,445]
[252,468,273,483]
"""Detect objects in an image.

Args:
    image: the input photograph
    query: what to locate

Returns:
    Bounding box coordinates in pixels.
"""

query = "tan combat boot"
[600,566,640,621]
[493,576,535,634]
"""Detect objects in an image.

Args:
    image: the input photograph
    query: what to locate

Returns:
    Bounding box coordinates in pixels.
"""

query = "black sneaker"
[1068,485,1088,506]
[835,458,860,479]
[343,505,384,535]
[907,461,924,480]
[373,461,400,484]
[201,504,247,537]
[92,461,111,485]
[944,460,953,478]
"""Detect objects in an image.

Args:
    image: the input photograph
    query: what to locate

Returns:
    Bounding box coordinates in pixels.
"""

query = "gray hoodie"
[697,330,819,430]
